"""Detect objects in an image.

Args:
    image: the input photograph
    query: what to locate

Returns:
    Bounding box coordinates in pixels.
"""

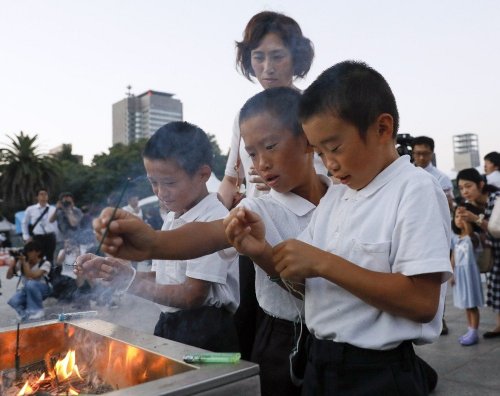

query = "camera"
[8,247,25,260]
[396,134,414,157]
[62,200,72,208]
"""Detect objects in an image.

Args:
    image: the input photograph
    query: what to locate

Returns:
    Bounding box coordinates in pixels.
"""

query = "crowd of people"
[2,10,500,396]
[3,188,127,319]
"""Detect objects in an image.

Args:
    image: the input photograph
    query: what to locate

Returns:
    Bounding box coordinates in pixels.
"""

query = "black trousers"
[251,313,308,396]
[233,255,262,360]
[302,337,429,396]
[33,233,56,263]
[154,305,239,352]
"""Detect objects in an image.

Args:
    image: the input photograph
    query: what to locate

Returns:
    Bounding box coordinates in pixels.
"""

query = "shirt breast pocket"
[349,240,392,271]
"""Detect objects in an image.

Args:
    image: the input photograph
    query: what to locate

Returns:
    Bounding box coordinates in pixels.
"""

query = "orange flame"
[17,381,34,395]
[68,385,79,395]
[53,349,83,381]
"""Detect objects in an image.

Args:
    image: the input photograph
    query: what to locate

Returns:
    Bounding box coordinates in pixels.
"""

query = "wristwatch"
[475,214,485,226]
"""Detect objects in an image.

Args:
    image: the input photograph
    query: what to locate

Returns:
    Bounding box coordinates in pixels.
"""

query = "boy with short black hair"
[78,121,240,352]
[270,61,452,395]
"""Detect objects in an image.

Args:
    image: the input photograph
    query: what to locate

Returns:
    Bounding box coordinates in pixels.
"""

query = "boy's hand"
[223,206,267,258]
[93,207,156,260]
[273,239,326,282]
[75,253,134,289]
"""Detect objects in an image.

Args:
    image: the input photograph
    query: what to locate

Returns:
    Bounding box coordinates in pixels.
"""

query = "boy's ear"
[376,113,394,142]
[198,164,212,182]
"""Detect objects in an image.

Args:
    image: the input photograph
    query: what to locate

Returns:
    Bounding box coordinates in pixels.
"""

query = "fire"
[15,350,82,395]
[53,349,83,381]
[17,381,34,395]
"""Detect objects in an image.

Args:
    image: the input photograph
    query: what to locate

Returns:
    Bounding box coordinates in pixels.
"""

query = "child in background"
[451,207,484,346]
[78,122,240,352]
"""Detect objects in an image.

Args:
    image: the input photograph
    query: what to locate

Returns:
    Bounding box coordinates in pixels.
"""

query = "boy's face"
[241,112,313,195]
[412,144,433,168]
[144,158,209,215]
[303,112,397,191]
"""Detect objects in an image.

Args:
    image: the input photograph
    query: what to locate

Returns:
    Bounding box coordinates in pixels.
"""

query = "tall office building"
[112,90,183,145]
[453,133,480,171]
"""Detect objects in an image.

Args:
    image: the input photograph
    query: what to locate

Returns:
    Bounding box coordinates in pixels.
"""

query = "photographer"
[22,188,57,263]
[49,192,83,244]
[6,241,52,321]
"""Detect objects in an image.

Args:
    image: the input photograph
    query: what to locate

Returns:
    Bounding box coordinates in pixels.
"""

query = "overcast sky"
[1,0,498,174]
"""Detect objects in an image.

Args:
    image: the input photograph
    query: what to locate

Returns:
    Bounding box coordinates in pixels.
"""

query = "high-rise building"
[112,90,183,145]
[453,133,480,171]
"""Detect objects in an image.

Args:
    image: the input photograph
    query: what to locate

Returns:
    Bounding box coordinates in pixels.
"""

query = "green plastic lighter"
[182,352,241,364]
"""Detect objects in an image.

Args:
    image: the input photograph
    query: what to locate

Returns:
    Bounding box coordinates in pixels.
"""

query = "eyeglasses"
[413,151,433,158]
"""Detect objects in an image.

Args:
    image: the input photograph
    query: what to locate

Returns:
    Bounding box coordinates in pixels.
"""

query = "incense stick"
[15,322,20,378]
[95,178,130,256]
[65,178,131,269]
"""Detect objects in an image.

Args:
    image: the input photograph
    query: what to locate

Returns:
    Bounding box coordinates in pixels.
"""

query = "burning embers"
[5,348,113,395]
[0,321,195,395]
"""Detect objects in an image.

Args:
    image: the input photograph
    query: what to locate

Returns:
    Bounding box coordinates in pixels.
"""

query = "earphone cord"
[282,279,306,387]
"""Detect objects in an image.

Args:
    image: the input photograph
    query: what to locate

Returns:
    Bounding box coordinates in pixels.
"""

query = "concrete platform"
[1,265,499,394]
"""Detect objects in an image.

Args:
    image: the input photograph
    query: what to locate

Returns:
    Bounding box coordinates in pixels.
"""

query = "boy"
[264,61,452,395]
[7,240,52,320]
[78,121,240,352]
[78,88,329,396]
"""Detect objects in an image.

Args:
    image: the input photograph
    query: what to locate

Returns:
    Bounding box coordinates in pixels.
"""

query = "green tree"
[51,143,81,164]
[207,133,228,180]
[86,139,150,206]
[0,132,60,216]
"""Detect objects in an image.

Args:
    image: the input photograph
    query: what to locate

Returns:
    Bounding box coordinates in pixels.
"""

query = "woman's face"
[250,32,294,89]
[484,159,498,175]
[458,179,484,203]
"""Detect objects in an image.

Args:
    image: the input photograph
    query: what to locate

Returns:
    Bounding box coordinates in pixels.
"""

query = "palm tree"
[0,132,60,211]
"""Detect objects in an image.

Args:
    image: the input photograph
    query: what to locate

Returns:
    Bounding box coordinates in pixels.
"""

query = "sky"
[1,0,499,174]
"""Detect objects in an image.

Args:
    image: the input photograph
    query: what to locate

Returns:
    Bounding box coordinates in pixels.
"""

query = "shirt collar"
[343,155,411,200]
[175,193,219,223]
[423,163,435,172]
[269,174,331,216]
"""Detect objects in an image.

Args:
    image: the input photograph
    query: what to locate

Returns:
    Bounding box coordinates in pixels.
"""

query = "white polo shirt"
[423,163,454,198]
[299,156,452,350]
[238,175,331,321]
[486,170,500,189]
[152,193,239,314]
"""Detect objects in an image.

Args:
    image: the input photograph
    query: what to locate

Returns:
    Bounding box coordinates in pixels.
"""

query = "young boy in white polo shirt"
[78,122,240,352]
[77,88,329,396]
[266,61,452,395]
